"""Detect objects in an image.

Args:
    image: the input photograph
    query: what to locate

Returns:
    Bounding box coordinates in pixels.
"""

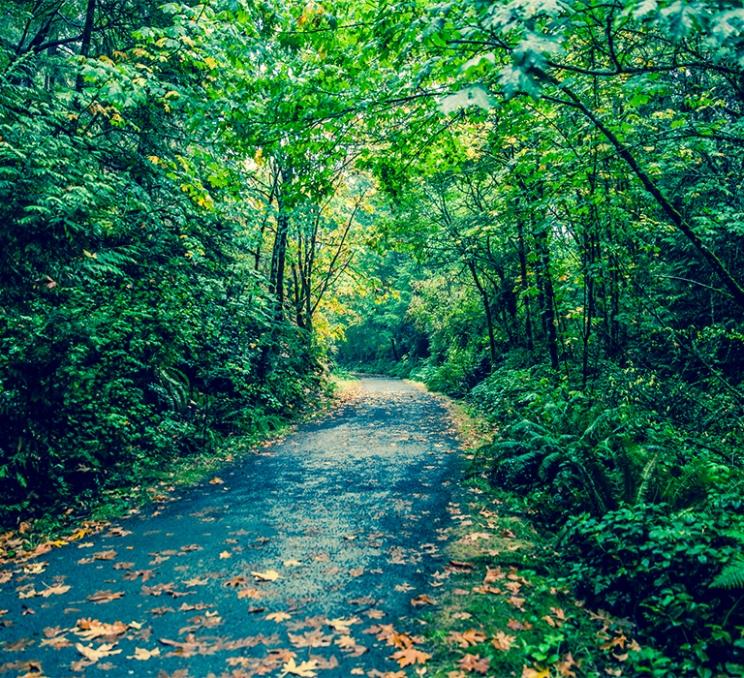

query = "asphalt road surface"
[0,378,461,677]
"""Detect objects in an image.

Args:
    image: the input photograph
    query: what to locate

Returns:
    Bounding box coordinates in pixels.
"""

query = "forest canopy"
[1,0,743,674]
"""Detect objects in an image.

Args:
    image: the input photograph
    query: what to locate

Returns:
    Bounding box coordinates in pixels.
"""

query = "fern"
[711,556,744,589]
[152,367,190,412]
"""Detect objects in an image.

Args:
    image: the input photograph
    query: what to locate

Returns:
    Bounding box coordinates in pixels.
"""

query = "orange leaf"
[392,647,430,667]
[458,653,490,674]
[492,631,516,651]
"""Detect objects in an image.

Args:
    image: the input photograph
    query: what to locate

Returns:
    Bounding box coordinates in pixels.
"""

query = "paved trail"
[0,378,461,677]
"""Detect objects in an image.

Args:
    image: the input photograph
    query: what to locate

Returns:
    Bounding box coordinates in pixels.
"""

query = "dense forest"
[1,0,743,675]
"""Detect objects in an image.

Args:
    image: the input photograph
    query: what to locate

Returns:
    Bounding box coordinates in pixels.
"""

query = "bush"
[560,500,744,672]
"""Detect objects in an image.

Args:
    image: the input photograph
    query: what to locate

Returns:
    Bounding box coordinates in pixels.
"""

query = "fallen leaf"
[266,611,292,622]
[237,587,263,599]
[129,647,161,660]
[508,595,526,610]
[75,642,122,663]
[289,630,333,648]
[483,566,505,583]
[508,619,532,631]
[39,583,71,597]
[492,630,516,651]
[459,653,490,674]
[448,629,486,648]
[336,635,364,654]
[391,647,430,667]
[252,569,280,582]
[280,658,317,677]
[328,617,360,633]
[410,594,435,607]
[75,619,128,641]
[602,633,627,650]
[113,562,134,570]
[87,590,124,604]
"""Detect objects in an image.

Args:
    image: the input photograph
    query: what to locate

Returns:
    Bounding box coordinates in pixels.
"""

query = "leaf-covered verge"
[420,397,744,678]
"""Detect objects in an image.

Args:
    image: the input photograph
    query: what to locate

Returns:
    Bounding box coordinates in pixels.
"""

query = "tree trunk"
[269,211,289,319]
[467,259,498,365]
[75,0,97,93]
[516,217,534,352]
[533,222,560,371]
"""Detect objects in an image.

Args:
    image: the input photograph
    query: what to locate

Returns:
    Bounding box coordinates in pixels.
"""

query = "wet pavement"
[0,378,461,677]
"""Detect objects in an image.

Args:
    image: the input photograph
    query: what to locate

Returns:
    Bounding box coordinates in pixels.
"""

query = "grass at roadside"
[423,400,641,678]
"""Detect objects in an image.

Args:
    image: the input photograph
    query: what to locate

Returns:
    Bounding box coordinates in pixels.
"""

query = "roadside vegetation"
[2,0,742,675]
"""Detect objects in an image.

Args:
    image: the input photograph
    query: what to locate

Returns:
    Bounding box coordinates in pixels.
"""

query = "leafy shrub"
[417,346,482,397]
[560,499,744,672]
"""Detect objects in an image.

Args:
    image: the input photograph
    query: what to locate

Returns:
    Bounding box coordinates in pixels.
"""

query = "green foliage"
[712,555,744,591]
[560,500,744,671]
[0,0,343,524]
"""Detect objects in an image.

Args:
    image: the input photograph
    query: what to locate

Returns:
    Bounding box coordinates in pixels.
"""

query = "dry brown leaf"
[484,566,505,583]
[508,618,533,631]
[266,611,292,623]
[336,635,358,649]
[237,587,263,599]
[328,617,359,633]
[280,657,318,677]
[492,630,516,651]
[508,595,526,610]
[74,618,128,641]
[392,647,431,667]
[129,647,160,660]
[87,590,124,604]
[410,594,435,607]
[39,583,71,597]
[448,629,486,648]
[459,653,490,674]
[288,630,333,648]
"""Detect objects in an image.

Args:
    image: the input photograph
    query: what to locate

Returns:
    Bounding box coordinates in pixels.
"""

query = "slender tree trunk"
[533,223,560,371]
[75,0,96,93]
[516,217,534,352]
[269,211,289,319]
[467,259,498,365]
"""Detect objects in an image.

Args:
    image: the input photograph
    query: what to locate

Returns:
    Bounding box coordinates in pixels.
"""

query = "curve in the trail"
[0,378,461,677]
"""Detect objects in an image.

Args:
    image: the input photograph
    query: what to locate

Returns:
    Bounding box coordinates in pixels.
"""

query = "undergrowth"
[422,361,744,676]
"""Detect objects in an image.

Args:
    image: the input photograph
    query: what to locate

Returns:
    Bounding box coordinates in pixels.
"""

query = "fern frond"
[711,557,744,590]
